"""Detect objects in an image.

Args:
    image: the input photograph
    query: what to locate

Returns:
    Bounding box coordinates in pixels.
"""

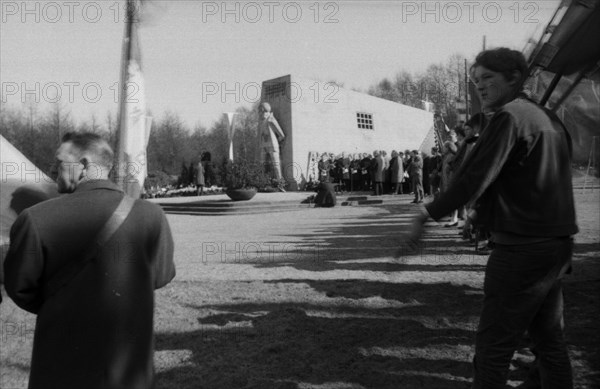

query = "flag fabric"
[224,112,236,162]
[115,0,151,198]
[1,135,59,282]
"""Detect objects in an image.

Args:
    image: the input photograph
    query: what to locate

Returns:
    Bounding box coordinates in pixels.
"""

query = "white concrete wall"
[261,75,434,189]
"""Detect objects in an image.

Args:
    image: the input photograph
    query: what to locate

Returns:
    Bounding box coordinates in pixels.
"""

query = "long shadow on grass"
[572,242,600,255]
[155,308,474,389]
[249,202,599,273]
[153,266,600,388]
[246,203,489,271]
[154,280,483,389]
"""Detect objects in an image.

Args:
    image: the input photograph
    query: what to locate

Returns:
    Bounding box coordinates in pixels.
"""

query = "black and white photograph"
[1,1,599,388]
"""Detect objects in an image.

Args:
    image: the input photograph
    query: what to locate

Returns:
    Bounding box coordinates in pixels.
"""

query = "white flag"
[224,112,236,162]
[115,0,151,198]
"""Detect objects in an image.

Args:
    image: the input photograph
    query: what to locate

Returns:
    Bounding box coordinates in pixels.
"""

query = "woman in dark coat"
[360,153,372,191]
[373,150,384,196]
[318,153,330,183]
[200,151,214,187]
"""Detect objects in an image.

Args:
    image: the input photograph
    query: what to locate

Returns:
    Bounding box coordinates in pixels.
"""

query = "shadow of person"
[10,184,59,215]
[1,182,58,283]
[155,304,474,389]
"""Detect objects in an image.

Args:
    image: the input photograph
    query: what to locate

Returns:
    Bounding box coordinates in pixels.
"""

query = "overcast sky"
[1,0,560,128]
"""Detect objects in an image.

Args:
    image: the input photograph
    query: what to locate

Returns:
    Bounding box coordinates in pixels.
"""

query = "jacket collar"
[74,179,123,194]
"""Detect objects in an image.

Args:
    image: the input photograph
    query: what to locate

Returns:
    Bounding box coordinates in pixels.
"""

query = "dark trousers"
[374,181,383,196]
[423,170,431,195]
[362,174,371,191]
[472,238,573,389]
[402,178,410,194]
[412,174,424,202]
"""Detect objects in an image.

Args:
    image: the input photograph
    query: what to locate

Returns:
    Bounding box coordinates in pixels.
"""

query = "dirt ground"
[1,188,598,389]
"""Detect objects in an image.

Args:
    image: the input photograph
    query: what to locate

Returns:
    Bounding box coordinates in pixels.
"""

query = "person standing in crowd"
[361,153,372,192]
[403,149,413,195]
[452,127,468,220]
[426,147,442,198]
[373,150,384,196]
[390,150,404,195]
[4,132,176,389]
[195,155,205,196]
[306,151,320,186]
[187,162,195,187]
[409,150,424,203]
[440,134,459,226]
[318,153,330,183]
[350,153,361,191]
[460,113,487,161]
[397,151,405,194]
[421,149,431,197]
[370,150,378,193]
[338,152,350,192]
[382,150,391,194]
[329,153,339,187]
[201,151,214,187]
[401,48,577,389]
[454,120,465,138]
[179,162,189,187]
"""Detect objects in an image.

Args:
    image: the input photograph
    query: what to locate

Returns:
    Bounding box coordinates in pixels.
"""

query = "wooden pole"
[464,59,469,120]
[114,0,134,189]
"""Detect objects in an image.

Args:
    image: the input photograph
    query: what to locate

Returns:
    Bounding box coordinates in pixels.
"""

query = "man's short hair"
[61,132,114,170]
[471,47,528,87]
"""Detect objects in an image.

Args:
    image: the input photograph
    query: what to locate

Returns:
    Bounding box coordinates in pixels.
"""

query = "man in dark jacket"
[401,48,577,388]
[424,147,441,197]
[4,132,175,389]
[408,150,424,203]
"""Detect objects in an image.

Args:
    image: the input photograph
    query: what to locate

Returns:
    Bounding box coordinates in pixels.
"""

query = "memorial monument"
[257,102,286,182]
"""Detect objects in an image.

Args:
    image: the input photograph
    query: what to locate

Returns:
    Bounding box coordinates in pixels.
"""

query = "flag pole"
[464,58,469,120]
[114,0,134,192]
[114,0,149,199]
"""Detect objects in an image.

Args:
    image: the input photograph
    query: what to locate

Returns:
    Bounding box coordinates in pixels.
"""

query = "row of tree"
[0,101,263,187]
[367,53,469,130]
[1,52,474,185]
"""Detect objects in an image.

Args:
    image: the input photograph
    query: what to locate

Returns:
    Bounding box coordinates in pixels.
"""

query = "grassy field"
[1,188,599,389]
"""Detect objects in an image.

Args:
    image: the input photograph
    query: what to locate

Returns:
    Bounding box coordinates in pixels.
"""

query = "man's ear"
[509,70,522,87]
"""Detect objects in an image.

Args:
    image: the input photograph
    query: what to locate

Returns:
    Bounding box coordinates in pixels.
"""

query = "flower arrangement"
[222,159,271,190]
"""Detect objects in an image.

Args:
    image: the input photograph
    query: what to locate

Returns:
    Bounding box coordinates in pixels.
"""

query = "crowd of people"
[304,112,491,250]
[1,47,579,389]
[306,124,483,200]
[307,150,431,199]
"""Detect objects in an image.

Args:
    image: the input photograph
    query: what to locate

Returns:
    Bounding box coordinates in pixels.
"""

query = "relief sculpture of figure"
[257,102,285,183]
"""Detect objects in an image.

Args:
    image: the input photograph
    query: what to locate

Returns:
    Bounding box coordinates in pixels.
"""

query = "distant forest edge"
[2,53,598,182]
